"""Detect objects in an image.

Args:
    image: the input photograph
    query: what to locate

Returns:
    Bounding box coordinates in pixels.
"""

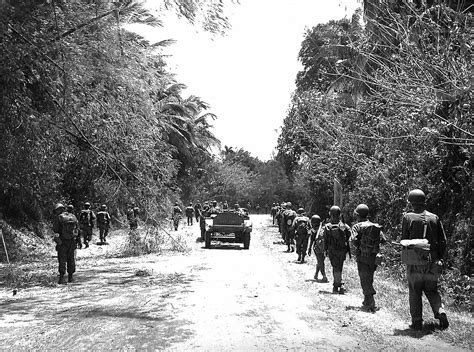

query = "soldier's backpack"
[313,228,325,253]
[59,213,77,240]
[185,206,194,216]
[295,218,310,236]
[79,210,92,226]
[360,224,382,257]
[285,211,296,226]
[327,223,346,250]
[97,211,109,225]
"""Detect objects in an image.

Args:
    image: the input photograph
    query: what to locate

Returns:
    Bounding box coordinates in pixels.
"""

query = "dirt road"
[0,215,466,351]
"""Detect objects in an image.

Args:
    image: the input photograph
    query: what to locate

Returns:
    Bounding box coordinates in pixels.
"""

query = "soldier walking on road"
[52,204,79,284]
[79,202,96,248]
[271,203,278,225]
[185,203,194,226]
[292,208,311,263]
[323,206,351,294]
[282,203,297,252]
[97,204,111,244]
[194,202,201,222]
[127,202,139,230]
[351,204,386,311]
[172,203,182,231]
[308,215,328,282]
[401,189,449,331]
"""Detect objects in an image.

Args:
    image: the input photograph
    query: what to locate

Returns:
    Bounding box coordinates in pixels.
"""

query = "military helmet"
[101,204,107,210]
[84,202,91,208]
[212,200,217,206]
[408,189,426,205]
[354,204,369,218]
[285,202,292,209]
[311,214,321,223]
[329,205,341,216]
[297,208,305,214]
[66,204,74,212]
[54,203,65,211]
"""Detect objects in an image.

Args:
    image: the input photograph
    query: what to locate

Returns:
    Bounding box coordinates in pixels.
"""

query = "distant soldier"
[223,201,229,210]
[308,214,327,282]
[323,206,351,294]
[127,202,139,230]
[172,203,182,231]
[292,208,311,263]
[401,189,448,330]
[79,202,96,248]
[96,204,111,244]
[351,204,386,311]
[199,202,210,240]
[185,203,194,226]
[208,200,221,215]
[52,204,78,284]
[271,203,278,225]
[282,203,297,252]
[276,203,285,237]
[194,202,201,222]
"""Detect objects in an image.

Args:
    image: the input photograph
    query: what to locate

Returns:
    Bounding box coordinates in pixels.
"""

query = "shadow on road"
[202,244,243,250]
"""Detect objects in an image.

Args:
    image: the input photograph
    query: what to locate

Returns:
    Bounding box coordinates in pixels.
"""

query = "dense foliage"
[277,1,472,307]
[0,0,229,227]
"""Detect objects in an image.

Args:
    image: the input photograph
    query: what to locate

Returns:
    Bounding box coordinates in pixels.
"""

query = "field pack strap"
[422,210,427,239]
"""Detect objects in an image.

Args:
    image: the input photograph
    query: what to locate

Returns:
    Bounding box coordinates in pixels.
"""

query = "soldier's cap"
[84,202,91,207]
[297,208,305,214]
[54,203,65,211]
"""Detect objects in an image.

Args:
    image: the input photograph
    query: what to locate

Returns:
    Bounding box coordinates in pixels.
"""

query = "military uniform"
[172,205,182,231]
[271,204,277,225]
[79,203,96,248]
[308,218,327,282]
[282,206,297,252]
[127,204,139,230]
[52,205,78,284]
[351,218,386,310]
[324,220,351,293]
[402,208,448,329]
[97,206,111,244]
[185,204,194,226]
[194,203,201,222]
[292,212,310,263]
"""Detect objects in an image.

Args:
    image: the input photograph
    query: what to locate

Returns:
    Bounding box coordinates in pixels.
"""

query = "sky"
[136,0,360,160]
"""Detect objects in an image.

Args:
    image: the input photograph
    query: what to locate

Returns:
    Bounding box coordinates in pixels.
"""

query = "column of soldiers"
[274,188,449,330]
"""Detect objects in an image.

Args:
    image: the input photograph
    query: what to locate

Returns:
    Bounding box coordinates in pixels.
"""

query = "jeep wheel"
[243,232,250,249]
[205,231,212,249]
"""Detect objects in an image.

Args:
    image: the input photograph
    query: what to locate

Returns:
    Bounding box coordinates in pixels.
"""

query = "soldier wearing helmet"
[78,202,96,248]
[171,202,182,231]
[127,202,140,230]
[97,204,111,244]
[276,203,285,237]
[185,202,195,226]
[52,202,78,284]
[194,202,202,222]
[282,203,297,252]
[350,204,386,311]
[308,214,328,282]
[401,189,448,331]
[292,208,311,263]
[323,205,351,294]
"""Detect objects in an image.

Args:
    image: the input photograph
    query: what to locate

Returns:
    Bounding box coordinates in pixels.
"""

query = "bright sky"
[138,0,360,160]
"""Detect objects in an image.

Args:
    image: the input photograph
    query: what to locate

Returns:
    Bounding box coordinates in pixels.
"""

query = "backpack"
[59,213,77,240]
[296,218,310,236]
[185,206,194,216]
[313,227,325,253]
[359,224,382,257]
[327,223,347,250]
[97,211,109,225]
[285,211,296,226]
[80,210,92,226]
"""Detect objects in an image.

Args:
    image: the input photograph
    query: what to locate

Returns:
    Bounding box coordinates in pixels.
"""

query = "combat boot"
[332,285,339,294]
[68,274,74,283]
[58,275,66,285]
[300,255,305,264]
[436,313,449,330]
[297,253,302,262]
[320,276,328,283]
[409,321,423,331]
[84,241,89,248]
[366,295,375,311]
[338,284,346,294]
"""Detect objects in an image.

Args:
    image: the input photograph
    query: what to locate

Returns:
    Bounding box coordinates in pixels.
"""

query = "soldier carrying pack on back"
[292,208,311,263]
[96,204,111,244]
[79,202,96,248]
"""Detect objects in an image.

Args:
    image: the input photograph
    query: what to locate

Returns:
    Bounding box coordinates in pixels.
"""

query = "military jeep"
[204,211,252,249]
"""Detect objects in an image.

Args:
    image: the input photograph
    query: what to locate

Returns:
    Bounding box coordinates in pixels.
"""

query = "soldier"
[292,208,311,263]
[276,203,285,238]
[52,204,78,284]
[194,202,201,222]
[323,205,351,294]
[271,203,278,225]
[351,204,386,312]
[223,201,229,210]
[401,189,449,330]
[127,202,139,230]
[308,214,328,282]
[282,203,297,252]
[97,204,111,244]
[199,202,210,240]
[208,200,221,215]
[185,202,194,226]
[172,203,182,231]
[79,202,96,248]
